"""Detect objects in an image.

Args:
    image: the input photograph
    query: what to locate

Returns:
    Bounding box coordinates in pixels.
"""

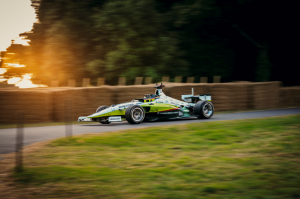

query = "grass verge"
[2,115,300,198]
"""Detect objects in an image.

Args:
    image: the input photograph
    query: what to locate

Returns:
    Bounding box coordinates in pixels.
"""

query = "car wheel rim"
[203,103,213,117]
[132,108,144,122]
[100,118,109,123]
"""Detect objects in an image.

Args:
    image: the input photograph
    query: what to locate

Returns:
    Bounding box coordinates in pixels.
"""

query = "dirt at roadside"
[0,141,51,199]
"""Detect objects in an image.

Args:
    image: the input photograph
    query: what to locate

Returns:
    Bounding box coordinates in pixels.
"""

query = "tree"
[21,0,186,84]
[168,0,235,81]
[88,0,187,83]
[19,0,299,85]
[232,24,271,82]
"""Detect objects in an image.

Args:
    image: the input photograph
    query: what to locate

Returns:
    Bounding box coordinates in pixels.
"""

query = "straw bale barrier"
[0,90,52,123]
[0,81,298,124]
[51,87,115,122]
[279,86,300,108]
[113,85,157,104]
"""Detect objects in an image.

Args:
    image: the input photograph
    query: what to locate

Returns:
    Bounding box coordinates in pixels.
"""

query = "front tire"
[194,101,214,119]
[96,105,111,124]
[125,105,145,124]
[99,118,110,124]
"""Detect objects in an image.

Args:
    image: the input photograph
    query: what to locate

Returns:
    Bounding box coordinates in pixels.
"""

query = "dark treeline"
[19,0,299,85]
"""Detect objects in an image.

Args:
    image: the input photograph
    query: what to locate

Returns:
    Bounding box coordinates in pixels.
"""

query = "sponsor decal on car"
[158,112,179,115]
[108,116,122,122]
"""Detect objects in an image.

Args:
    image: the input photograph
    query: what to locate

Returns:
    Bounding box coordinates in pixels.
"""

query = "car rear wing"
[182,94,211,103]
[181,88,211,103]
[199,94,211,101]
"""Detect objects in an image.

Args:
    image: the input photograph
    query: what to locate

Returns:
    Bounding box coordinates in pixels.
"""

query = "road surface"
[1,108,300,155]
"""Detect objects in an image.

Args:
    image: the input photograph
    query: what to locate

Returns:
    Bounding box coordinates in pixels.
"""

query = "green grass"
[13,115,300,198]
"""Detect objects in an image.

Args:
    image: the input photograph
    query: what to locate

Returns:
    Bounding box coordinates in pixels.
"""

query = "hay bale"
[0,90,52,124]
[51,86,115,122]
[0,81,287,124]
[251,82,280,109]
[279,86,300,107]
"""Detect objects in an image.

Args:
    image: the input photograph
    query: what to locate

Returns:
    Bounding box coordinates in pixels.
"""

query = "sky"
[0,0,36,51]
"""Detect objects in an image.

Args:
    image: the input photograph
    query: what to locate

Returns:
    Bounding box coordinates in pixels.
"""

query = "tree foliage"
[89,0,187,82]
[19,0,298,85]
[22,0,187,84]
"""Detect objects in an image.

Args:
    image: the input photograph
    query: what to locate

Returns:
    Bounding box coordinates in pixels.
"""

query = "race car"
[78,83,214,124]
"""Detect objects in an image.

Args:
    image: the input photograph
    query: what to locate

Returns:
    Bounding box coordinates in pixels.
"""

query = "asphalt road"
[1,108,300,155]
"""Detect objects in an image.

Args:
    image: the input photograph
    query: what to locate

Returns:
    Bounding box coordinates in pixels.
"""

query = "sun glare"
[0,68,8,82]
[0,68,7,75]
[7,77,21,84]
[0,76,6,82]
[3,73,47,88]
[15,73,47,88]
[13,36,30,46]
[1,63,48,88]
[5,63,26,67]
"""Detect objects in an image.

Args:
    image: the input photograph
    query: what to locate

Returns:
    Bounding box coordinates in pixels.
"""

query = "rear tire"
[194,101,214,119]
[96,105,111,124]
[125,105,145,124]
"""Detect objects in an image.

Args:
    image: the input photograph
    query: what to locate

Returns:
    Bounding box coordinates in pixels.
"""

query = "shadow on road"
[79,117,201,127]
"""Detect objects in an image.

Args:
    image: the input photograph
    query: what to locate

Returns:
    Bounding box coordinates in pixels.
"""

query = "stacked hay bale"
[165,83,233,111]
[251,82,280,109]
[229,83,252,110]
[207,83,252,111]
[279,86,300,107]
[206,83,231,111]
[51,88,69,122]
[113,85,156,104]
[0,89,52,124]
[163,83,210,100]
[165,82,279,111]
[0,81,288,124]
[51,87,115,122]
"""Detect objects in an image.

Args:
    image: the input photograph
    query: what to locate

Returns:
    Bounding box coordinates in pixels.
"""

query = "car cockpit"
[144,94,157,98]
[132,83,165,103]
[132,96,156,103]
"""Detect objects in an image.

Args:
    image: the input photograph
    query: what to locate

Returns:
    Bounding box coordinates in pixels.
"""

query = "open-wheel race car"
[78,83,214,124]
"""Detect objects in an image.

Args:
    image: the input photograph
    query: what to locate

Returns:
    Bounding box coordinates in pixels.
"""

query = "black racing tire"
[99,120,110,124]
[125,105,145,124]
[194,100,214,119]
[96,105,111,124]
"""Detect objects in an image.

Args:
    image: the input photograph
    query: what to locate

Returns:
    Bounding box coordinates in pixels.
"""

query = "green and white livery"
[78,83,214,124]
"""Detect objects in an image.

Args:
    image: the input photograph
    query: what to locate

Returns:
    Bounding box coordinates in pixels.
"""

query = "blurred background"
[0,0,300,124]
[0,0,299,88]
[1,2,300,198]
